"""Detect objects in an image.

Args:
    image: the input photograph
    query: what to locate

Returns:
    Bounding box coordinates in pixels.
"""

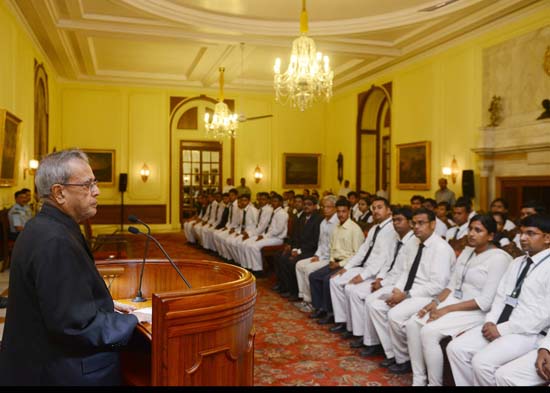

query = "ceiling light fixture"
[204,67,239,138]
[273,0,333,112]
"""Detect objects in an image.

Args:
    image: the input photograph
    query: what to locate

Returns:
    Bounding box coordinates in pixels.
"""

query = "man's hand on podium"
[114,300,137,314]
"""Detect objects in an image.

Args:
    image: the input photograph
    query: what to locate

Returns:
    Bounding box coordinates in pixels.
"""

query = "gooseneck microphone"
[128,226,192,289]
[129,215,151,302]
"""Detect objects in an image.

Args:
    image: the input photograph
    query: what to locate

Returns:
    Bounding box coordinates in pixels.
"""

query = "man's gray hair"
[322,195,337,207]
[35,149,89,198]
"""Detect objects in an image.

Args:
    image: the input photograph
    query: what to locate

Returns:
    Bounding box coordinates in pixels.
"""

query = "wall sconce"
[253,165,263,183]
[139,164,150,182]
[442,156,459,184]
[24,159,39,180]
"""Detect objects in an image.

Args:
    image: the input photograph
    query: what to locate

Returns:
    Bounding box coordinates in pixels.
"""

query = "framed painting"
[0,109,22,187]
[396,141,431,190]
[283,153,321,189]
[83,149,115,185]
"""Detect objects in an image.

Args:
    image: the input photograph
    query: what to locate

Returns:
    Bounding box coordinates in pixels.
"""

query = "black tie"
[229,204,233,221]
[256,208,263,228]
[387,240,404,272]
[359,224,382,267]
[265,211,275,234]
[497,257,534,324]
[452,227,459,240]
[404,243,425,291]
[241,209,247,231]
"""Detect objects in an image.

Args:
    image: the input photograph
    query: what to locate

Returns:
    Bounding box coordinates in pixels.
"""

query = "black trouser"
[309,264,342,312]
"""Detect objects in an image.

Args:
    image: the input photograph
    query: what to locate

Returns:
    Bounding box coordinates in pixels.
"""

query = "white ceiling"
[9,0,545,94]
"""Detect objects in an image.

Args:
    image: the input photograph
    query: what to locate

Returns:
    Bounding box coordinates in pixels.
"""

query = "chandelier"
[273,0,333,112]
[204,67,239,138]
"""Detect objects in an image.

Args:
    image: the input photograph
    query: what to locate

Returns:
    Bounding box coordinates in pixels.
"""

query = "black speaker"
[119,173,128,193]
[462,170,475,199]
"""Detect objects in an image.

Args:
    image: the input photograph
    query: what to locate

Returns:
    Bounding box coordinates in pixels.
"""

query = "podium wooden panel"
[96,259,256,386]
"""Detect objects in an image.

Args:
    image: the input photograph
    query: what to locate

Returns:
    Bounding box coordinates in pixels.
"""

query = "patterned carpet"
[96,231,411,387]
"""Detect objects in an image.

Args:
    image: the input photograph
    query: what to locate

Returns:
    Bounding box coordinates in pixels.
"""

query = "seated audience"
[447,214,550,386]
[422,198,447,238]
[436,201,455,230]
[410,195,425,211]
[406,214,511,386]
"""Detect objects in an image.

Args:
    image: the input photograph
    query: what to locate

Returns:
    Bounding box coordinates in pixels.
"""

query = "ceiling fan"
[237,114,273,123]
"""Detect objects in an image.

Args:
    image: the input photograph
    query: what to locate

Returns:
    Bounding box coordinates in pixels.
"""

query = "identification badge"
[453,289,463,299]
[505,295,518,307]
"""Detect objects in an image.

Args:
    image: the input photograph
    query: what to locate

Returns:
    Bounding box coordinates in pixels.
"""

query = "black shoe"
[309,309,326,319]
[317,314,335,325]
[349,338,365,348]
[287,295,301,302]
[280,292,291,298]
[329,323,346,333]
[388,361,412,374]
[271,284,281,291]
[0,296,7,309]
[379,357,396,368]
[359,344,384,357]
[340,330,355,339]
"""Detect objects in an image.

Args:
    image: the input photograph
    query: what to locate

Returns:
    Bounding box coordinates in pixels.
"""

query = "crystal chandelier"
[273,0,333,112]
[204,67,239,138]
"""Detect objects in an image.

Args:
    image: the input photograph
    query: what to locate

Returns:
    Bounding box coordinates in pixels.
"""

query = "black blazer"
[295,212,323,259]
[0,203,138,386]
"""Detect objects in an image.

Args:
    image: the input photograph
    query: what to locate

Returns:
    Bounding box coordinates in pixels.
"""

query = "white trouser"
[363,285,393,347]
[183,221,197,243]
[242,237,283,271]
[193,222,208,245]
[201,225,216,250]
[370,293,431,363]
[406,295,486,386]
[347,280,374,336]
[330,267,364,325]
[210,228,226,253]
[225,233,246,263]
[495,335,547,386]
[295,257,329,303]
[213,230,234,259]
[447,326,540,386]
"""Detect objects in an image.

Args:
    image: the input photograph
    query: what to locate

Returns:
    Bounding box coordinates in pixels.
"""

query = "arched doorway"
[356,83,392,198]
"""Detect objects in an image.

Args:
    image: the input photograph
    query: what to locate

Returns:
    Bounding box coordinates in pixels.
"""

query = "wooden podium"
[95,259,256,386]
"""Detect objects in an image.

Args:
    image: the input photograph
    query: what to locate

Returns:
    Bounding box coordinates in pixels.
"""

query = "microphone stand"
[128,226,192,289]
[129,216,151,302]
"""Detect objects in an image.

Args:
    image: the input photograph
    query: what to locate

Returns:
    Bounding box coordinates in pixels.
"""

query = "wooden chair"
[440,335,456,386]
[0,209,15,272]
[83,219,130,259]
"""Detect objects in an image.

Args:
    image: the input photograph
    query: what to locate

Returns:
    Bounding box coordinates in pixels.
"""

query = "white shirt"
[235,204,258,234]
[315,213,339,261]
[338,187,351,197]
[251,204,273,236]
[485,248,550,336]
[225,200,240,229]
[435,217,448,238]
[503,219,516,231]
[377,230,416,286]
[395,232,456,298]
[206,200,219,225]
[447,247,512,311]
[264,207,288,240]
[211,201,225,227]
[345,216,397,280]
[351,204,362,221]
[446,221,468,241]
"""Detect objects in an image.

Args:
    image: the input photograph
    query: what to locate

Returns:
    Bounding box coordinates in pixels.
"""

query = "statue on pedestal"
[487,95,503,127]
[536,99,550,120]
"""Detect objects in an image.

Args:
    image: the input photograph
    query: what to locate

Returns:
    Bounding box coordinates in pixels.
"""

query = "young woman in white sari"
[405,214,512,386]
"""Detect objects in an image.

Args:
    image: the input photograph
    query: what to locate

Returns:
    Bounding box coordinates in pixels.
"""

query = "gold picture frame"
[396,141,431,190]
[0,109,22,187]
[283,153,321,189]
[83,149,115,185]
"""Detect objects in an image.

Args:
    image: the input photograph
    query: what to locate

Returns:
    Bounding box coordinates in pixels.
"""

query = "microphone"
[128,226,192,289]
[128,215,151,302]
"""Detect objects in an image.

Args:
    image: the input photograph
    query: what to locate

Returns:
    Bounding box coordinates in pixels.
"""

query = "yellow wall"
[0,1,58,209]
[326,7,550,208]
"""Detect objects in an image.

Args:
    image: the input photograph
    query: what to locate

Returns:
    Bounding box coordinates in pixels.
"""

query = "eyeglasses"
[411,220,430,227]
[60,179,99,192]
[520,230,545,238]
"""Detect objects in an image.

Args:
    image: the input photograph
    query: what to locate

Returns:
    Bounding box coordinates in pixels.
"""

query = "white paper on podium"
[132,307,153,323]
